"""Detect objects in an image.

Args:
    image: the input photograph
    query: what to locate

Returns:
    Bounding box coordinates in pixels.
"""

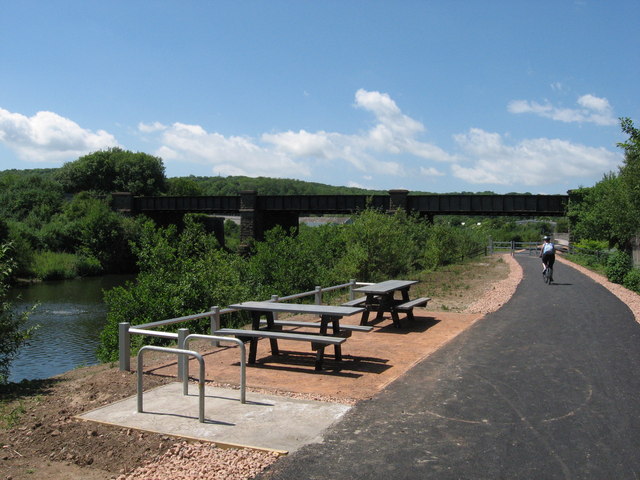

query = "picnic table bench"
[220,301,366,370]
[258,319,373,336]
[347,280,430,328]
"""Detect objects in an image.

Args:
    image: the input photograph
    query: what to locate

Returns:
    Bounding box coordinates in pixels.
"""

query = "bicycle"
[543,265,553,285]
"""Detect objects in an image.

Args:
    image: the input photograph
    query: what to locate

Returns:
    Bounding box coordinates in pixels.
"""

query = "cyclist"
[539,235,555,281]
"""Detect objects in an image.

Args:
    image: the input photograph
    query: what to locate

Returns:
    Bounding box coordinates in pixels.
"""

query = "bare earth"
[2,254,636,480]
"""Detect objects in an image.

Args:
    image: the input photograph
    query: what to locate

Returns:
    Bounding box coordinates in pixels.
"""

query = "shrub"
[605,250,632,284]
[623,268,640,293]
[334,209,424,282]
[0,244,37,383]
[97,219,250,362]
[30,251,103,280]
[422,224,487,270]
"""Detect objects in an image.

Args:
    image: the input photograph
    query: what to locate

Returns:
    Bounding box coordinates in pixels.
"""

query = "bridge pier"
[239,190,299,254]
[388,189,409,213]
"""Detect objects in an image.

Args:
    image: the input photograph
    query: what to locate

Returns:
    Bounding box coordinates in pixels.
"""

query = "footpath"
[258,255,640,479]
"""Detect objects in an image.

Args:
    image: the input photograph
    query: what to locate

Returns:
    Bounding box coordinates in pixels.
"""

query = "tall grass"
[30,251,102,280]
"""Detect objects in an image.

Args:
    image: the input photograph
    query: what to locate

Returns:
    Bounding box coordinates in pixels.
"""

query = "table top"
[353,279,418,294]
[230,301,365,316]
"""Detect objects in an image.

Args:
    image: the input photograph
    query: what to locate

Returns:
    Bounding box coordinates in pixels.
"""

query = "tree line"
[566,118,640,289]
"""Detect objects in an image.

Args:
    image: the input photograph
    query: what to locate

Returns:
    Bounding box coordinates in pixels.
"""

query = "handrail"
[128,328,178,339]
[137,345,206,423]
[183,334,246,404]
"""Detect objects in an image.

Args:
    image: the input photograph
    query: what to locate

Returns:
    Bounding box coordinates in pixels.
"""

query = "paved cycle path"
[259,255,640,479]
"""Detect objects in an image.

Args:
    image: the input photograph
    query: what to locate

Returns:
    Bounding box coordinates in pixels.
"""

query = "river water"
[7,275,133,383]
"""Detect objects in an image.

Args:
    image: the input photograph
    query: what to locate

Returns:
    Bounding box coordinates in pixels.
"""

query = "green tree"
[0,174,64,223]
[246,224,345,298]
[166,177,205,196]
[334,209,425,282]
[97,218,250,362]
[57,147,167,195]
[618,117,640,220]
[40,193,142,273]
[568,118,640,250]
[568,175,636,249]
[0,244,37,383]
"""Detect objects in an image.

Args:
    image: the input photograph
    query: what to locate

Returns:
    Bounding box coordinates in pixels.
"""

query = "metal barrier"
[183,333,247,404]
[488,240,540,256]
[137,346,206,423]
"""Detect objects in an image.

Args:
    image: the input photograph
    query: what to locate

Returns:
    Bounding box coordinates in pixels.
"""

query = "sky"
[0,1,638,194]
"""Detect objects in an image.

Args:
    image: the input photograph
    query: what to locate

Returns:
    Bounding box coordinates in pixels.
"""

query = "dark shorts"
[542,252,555,268]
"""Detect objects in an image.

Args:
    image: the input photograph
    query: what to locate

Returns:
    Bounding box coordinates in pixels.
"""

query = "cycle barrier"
[137,346,206,423]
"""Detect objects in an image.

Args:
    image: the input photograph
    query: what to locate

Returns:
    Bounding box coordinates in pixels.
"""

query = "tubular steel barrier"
[137,346,206,423]
[183,333,247,404]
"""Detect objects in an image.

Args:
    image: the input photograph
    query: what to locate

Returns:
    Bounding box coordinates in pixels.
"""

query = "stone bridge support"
[239,190,299,254]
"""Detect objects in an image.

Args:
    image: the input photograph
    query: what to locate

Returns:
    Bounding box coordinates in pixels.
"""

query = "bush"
[623,268,640,293]
[0,244,37,383]
[605,250,632,284]
[97,219,250,362]
[422,224,487,270]
[30,251,103,280]
[334,209,424,282]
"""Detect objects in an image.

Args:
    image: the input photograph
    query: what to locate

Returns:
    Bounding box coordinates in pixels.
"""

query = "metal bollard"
[210,306,220,347]
[119,322,131,371]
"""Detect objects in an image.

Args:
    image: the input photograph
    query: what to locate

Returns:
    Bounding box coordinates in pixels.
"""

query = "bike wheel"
[546,267,553,285]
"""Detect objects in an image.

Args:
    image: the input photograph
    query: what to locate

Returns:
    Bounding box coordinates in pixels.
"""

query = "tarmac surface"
[257,255,640,479]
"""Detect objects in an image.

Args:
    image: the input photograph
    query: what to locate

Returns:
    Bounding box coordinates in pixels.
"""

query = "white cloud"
[507,94,616,126]
[451,128,620,186]
[138,121,167,133]
[0,108,118,162]
[145,89,453,178]
[154,122,311,178]
[420,166,445,177]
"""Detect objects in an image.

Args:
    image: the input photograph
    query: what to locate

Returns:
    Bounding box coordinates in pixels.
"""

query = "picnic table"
[218,301,367,370]
[345,280,430,328]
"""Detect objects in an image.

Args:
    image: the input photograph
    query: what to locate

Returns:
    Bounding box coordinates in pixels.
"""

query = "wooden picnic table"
[351,280,429,328]
[222,301,366,370]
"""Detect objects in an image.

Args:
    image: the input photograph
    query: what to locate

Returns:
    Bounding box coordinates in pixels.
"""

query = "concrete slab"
[78,382,351,454]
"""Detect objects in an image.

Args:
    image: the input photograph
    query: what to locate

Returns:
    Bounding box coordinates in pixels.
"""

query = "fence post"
[511,240,515,256]
[177,328,189,381]
[210,306,221,346]
[315,286,322,305]
[271,295,279,320]
[349,279,356,300]
[119,322,131,371]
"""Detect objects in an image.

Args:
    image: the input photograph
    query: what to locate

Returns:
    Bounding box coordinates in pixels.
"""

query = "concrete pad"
[78,382,351,454]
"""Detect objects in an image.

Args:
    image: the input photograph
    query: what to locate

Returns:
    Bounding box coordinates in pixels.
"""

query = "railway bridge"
[112,189,569,250]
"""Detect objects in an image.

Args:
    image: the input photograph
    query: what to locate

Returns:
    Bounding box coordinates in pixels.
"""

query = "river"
[6,275,133,383]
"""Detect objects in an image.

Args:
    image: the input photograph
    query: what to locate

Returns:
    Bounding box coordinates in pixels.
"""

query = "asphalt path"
[258,255,640,480]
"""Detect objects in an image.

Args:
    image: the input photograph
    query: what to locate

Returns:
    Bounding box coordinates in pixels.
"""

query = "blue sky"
[1,1,638,194]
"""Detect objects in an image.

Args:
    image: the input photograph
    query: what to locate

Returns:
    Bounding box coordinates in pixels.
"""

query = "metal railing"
[119,279,371,372]
[488,240,540,256]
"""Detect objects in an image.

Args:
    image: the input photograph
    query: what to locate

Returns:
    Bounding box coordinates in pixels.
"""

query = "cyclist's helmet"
[543,235,551,241]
